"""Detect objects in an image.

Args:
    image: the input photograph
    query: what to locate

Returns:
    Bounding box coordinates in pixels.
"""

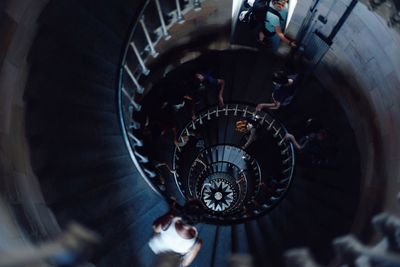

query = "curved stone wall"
[316,1,400,227]
[0,0,60,251]
[288,0,400,239]
[0,0,399,255]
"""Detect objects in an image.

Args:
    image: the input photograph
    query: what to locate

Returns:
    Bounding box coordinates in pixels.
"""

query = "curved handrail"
[117,0,204,197]
[117,0,160,195]
[172,103,296,223]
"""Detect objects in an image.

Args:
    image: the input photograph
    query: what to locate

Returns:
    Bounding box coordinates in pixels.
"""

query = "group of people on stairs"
[142,58,340,263]
[140,35,340,264]
[140,70,225,146]
[239,0,297,51]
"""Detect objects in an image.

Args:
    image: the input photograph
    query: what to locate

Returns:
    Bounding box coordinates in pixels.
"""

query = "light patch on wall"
[286,0,298,29]
[231,0,243,36]
[232,0,244,21]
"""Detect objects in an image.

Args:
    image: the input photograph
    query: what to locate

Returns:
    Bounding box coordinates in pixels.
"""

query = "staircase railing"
[117,0,204,196]
[172,104,296,224]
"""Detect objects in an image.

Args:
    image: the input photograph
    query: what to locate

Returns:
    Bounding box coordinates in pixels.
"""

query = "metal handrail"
[117,0,160,195]
[117,0,204,196]
[171,104,296,223]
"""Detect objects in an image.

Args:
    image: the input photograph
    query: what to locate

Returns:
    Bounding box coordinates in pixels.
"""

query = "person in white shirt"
[149,200,203,267]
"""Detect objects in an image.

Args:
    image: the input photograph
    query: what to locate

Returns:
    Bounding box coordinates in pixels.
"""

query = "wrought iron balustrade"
[117,0,204,196]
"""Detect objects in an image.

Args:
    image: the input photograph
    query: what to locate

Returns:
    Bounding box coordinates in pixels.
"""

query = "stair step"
[28,134,126,174]
[219,51,239,103]
[94,200,168,267]
[38,0,126,46]
[64,183,158,229]
[275,198,312,248]
[257,216,284,266]
[27,49,117,99]
[212,226,232,267]
[191,224,218,267]
[26,105,121,138]
[230,51,259,103]
[80,0,142,40]
[290,177,356,223]
[232,223,250,254]
[287,185,353,241]
[91,191,165,243]
[245,220,269,267]
[38,155,136,201]
[51,173,149,220]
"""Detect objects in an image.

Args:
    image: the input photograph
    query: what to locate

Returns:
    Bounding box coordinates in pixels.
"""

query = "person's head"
[235,120,253,133]
[172,101,185,111]
[272,70,289,85]
[195,73,204,82]
[180,199,204,225]
[272,0,287,11]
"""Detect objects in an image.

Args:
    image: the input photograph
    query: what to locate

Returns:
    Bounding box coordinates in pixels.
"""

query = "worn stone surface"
[0,60,18,134]
[5,22,35,68]
[0,0,57,251]
[314,1,400,218]
[5,0,32,23]
[0,13,17,68]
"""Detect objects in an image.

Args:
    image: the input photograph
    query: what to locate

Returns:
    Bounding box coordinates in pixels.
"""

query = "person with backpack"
[256,70,298,110]
[186,71,225,120]
[257,0,296,50]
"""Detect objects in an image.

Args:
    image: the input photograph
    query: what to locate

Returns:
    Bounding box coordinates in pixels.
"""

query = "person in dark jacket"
[256,70,298,110]
[186,72,225,119]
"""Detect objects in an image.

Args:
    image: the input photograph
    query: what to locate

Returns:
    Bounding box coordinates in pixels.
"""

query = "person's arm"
[217,79,225,107]
[153,212,174,233]
[242,128,257,150]
[275,26,296,47]
[285,133,303,150]
[268,100,281,110]
[155,162,176,174]
[256,101,280,111]
[181,240,202,267]
[258,30,266,42]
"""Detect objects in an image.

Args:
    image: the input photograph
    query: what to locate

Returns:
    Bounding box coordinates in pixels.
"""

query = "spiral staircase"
[1,0,400,266]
